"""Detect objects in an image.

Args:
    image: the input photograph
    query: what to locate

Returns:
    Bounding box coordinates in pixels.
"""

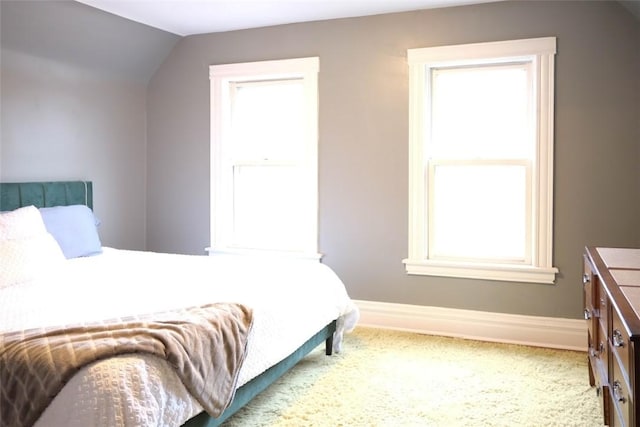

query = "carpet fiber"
[223,327,604,426]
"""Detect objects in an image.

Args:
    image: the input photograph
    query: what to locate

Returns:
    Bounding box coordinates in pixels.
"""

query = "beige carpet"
[223,327,603,427]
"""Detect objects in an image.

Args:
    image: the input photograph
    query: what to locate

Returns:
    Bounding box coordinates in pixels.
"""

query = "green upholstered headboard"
[0,181,93,211]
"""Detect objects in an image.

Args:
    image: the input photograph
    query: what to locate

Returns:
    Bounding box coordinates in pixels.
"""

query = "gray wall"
[147,1,640,319]
[0,0,179,250]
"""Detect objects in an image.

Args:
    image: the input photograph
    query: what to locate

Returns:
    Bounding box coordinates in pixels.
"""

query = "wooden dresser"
[584,247,640,426]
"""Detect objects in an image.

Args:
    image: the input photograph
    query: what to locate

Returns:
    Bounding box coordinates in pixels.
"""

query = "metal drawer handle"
[583,274,590,285]
[613,329,625,347]
[584,309,591,320]
[613,380,627,404]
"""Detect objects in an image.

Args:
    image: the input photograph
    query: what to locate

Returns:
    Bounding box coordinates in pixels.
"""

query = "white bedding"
[0,247,359,427]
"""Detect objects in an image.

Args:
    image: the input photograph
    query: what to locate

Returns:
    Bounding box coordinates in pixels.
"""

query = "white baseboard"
[353,299,587,352]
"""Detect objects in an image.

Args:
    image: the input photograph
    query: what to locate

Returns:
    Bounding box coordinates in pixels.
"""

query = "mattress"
[0,248,359,427]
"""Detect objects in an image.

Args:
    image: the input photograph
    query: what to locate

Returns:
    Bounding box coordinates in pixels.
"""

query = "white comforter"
[0,248,359,427]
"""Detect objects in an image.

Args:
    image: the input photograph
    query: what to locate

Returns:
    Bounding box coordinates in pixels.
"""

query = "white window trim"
[208,57,321,260]
[403,37,558,284]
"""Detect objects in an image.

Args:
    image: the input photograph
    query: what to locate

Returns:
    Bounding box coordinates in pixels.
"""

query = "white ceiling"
[75,0,504,36]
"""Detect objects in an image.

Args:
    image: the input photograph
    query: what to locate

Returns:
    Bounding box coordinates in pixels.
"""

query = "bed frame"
[186,323,335,426]
[0,180,337,426]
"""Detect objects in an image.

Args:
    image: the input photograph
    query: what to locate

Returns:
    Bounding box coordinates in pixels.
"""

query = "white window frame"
[404,38,558,284]
[208,57,320,260]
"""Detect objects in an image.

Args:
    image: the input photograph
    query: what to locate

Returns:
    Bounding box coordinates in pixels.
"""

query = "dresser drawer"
[610,391,626,427]
[611,307,631,386]
[612,355,632,427]
[583,256,596,318]
[598,278,609,336]
[592,361,611,425]
[598,322,609,379]
[584,256,598,362]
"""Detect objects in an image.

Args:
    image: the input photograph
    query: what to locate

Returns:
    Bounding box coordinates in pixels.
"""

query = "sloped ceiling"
[0,1,180,83]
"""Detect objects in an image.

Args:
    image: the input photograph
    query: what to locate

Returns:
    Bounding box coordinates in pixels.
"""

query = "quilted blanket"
[0,302,253,427]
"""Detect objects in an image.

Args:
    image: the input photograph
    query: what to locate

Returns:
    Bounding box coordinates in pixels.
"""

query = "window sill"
[403,258,558,284]
[206,247,323,262]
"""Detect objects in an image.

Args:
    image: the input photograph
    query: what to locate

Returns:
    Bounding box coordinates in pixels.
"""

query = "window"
[209,57,320,259]
[404,38,558,283]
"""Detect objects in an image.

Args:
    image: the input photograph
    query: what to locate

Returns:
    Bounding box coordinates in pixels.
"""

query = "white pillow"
[0,205,47,241]
[0,233,65,289]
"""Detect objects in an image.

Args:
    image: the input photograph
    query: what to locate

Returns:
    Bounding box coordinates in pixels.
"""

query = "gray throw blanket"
[0,302,254,427]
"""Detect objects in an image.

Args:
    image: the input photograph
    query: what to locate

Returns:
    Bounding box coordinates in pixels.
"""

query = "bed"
[0,181,359,427]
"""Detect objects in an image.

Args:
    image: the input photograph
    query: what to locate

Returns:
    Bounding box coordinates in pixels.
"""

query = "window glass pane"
[430,163,528,261]
[232,165,305,251]
[231,80,304,161]
[431,64,530,159]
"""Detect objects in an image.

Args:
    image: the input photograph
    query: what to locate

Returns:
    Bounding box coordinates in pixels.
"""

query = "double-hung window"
[404,38,558,283]
[209,57,320,259]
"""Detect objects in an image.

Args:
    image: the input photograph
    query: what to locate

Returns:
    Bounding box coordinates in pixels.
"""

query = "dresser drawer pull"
[582,274,590,285]
[584,309,591,320]
[613,329,625,347]
[613,381,627,404]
